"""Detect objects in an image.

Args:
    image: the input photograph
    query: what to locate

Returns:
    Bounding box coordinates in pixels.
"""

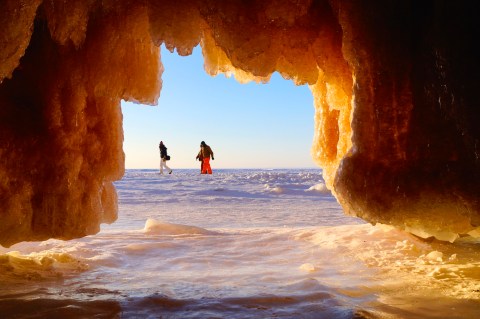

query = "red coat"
[196,145,214,160]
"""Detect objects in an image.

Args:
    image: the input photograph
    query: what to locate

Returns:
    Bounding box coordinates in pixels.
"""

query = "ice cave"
[1,0,479,247]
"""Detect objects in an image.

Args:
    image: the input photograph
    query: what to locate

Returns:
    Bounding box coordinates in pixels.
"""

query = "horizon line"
[124,167,320,170]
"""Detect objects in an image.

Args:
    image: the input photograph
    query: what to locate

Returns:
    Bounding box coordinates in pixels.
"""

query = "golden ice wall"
[331,1,480,242]
[1,0,479,246]
[0,1,161,246]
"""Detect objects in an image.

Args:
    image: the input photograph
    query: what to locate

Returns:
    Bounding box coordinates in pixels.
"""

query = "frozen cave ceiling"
[1,0,479,246]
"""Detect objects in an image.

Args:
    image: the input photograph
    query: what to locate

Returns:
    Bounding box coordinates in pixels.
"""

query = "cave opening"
[1,0,354,247]
[121,45,316,170]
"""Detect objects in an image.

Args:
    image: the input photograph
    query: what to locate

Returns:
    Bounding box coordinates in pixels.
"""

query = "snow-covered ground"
[1,169,479,318]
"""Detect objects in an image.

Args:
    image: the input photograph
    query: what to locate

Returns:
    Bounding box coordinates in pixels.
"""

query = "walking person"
[159,141,172,175]
[196,141,214,174]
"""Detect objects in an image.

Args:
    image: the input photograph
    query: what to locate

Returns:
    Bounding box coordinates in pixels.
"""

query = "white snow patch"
[264,184,285,194]
[299,263,317,272]
[306,183,330,194]
[143,219,216,235]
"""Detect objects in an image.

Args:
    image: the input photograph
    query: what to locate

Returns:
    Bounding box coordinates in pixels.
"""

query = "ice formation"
[1,1,479,246]
[143,219,216,236]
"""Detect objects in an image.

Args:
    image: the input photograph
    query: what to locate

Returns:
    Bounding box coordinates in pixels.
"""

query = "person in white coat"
[159,141,172,174]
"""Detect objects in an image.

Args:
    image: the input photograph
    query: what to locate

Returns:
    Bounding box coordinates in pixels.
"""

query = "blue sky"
[121,45,316,169]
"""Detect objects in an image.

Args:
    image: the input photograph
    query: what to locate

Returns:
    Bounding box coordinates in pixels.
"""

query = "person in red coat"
[196,141,214,174]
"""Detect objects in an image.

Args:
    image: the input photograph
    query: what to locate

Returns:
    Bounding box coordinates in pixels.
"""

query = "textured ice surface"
[0,169,478,318]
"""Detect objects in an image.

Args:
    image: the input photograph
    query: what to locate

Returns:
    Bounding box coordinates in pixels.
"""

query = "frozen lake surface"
[1,169,479,318]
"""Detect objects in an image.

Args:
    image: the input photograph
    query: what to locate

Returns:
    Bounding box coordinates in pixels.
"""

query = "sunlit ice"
[2,1,480,318]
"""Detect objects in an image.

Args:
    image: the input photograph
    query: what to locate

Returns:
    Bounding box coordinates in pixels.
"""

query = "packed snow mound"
[0,250,89,281]
[265,184,286,194]
[306,183,330,194]
[143,219,216,236]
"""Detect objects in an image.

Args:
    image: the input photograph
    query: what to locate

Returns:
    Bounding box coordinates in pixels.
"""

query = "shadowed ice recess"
[1,169,479,318]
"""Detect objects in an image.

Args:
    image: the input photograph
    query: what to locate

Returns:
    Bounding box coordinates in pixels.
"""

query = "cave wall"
[333,1,480,241]
[0,0,161,246]
[0,0,479,246]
